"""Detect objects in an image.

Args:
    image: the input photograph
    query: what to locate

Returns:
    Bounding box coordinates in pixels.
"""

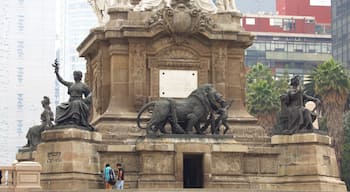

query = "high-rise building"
[242,0,332,77]
[60,0,97,86]
[0,0,57,165]
[331,0,350,69]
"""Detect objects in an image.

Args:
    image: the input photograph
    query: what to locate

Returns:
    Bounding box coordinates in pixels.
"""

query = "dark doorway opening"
[183,154,203,188]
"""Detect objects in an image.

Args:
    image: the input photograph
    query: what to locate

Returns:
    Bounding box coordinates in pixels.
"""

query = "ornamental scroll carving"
[147,0,216,42]
[129,41,147,111]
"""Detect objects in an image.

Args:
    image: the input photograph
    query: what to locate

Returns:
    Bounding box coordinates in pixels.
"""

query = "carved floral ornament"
[147,0,217,36]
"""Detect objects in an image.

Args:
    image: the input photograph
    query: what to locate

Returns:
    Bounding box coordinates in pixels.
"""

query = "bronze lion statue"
[136,84,220,135]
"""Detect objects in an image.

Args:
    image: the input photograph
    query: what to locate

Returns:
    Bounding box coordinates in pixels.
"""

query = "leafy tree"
[246,63,274,84]
[274,71,290,95]
[246,63,287,135]
[310,58,350,170]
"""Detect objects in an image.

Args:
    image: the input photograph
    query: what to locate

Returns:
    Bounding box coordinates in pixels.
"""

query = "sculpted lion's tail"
[137,101,156,129]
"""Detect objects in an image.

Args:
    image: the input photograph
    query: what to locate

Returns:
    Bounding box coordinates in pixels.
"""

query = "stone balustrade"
[0,161,42,191]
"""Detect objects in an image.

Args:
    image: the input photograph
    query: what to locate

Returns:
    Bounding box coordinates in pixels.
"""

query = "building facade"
[242,0,332,76]
[331,0,350,69]
[0,0,57,165]
[245,32,331,76]
[60,0,97,85]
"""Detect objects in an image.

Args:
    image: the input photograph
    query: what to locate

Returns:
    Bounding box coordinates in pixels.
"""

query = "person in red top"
[115,163,124,189]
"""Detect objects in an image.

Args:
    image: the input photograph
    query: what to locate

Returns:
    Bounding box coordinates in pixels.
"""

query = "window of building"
[246,18,255,25]
[270,18,282,27]
[283,19,294,31]
[16,120,23,135]
[294,42,304,52]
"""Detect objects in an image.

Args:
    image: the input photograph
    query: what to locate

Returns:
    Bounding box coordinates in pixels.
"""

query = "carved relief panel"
[129,40,147,110]
[211,42,228,95]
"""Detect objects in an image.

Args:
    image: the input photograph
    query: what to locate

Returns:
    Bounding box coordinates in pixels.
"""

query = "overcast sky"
[236,0,276,14]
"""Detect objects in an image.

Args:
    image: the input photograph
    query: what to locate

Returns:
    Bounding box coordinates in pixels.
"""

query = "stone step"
[7,188,336,192]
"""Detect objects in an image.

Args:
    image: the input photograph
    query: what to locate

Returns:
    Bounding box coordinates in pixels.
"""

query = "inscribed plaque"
[159,70,197,98]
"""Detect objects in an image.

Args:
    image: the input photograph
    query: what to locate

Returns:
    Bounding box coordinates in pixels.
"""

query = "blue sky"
[236,0,275,14]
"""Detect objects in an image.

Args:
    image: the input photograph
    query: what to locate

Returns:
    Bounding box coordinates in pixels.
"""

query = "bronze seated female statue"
[52,60,94,131]
[278,76,321,134]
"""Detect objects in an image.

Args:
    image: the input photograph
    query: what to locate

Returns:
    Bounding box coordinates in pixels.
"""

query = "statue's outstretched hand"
[52,59,59,73]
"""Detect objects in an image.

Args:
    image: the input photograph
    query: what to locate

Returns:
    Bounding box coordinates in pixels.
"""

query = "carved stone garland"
[147,0,216,43]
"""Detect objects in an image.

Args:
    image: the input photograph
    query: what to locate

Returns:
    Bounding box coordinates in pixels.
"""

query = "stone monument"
[16,0,346,191]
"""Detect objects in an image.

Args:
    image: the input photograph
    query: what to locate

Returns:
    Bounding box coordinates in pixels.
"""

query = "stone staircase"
[0,187,342,192]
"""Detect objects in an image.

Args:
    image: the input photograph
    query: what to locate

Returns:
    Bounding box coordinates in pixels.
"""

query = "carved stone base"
[14,161,42,191]
[16,149,36,162]
[136,136,248,188]
[270,133,347,192]
[119,134,345,191]
[35,128,102,190]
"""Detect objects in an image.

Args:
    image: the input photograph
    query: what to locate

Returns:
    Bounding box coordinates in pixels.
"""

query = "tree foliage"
[342,111,350,189]
[246,63,288,135]
[310,58,350,172]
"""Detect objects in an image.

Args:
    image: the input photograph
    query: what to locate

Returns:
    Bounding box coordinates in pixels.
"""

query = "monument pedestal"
[14,161,42,191]
[16,149,36,162]
[35,128,102,190]
[270,133,347,192]
[135,135,249,188]
[131,134,347,191]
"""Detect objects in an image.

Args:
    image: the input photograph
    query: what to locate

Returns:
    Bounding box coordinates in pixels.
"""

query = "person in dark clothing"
[115,163,124,189]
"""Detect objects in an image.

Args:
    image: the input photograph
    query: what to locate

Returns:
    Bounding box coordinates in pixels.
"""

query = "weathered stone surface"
[211,153,242,174]
[41,128,102,142]
[13,1,347,191]
[16,150,36,162]
[14,161,42,190]
[271,133,330,145]
[35,128,102,190]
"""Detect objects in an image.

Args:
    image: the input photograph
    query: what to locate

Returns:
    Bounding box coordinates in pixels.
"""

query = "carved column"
[226,47,246,114]
[148,57,160,101]
[212,42,227,96]
[108,42,131,113]
[129,40,147,111]
[91,51,103,116]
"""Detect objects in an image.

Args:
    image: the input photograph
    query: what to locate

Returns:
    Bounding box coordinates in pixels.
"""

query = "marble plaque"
[159,70,197,98]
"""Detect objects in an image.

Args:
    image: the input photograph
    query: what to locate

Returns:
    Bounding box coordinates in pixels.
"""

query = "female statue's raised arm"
[52,59,71,87]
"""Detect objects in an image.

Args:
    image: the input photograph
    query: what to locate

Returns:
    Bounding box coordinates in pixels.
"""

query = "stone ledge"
[140,135,238,144]
[41,128,102,142]
[106,144,136,152]
[212,144,248,153]
[136,143,175,152]
[15,161,42,171]
[271,133,331,145]
[16,150,36,162]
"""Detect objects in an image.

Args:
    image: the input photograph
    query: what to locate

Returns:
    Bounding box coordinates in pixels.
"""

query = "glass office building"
[332,0,350,69]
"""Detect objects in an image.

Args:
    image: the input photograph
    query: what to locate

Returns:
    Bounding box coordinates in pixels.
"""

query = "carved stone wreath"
[147,0,216,37]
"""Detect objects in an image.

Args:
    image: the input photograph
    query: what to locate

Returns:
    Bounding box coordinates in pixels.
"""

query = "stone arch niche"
[147,44,209,101]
